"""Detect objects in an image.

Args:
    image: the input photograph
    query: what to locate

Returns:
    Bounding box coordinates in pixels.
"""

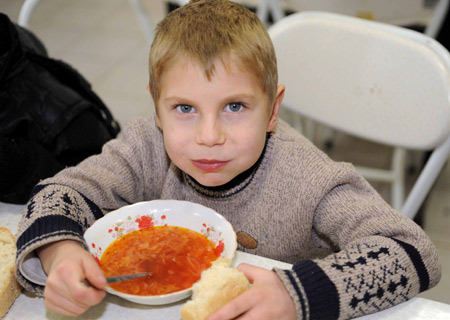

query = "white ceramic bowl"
[84,200,237,305]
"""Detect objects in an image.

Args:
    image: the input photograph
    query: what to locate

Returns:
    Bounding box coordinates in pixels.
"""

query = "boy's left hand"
[206,263,296,320]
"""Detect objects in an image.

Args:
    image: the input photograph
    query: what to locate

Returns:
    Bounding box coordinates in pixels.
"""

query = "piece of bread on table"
[0,227,22,319]
[180,258,250,320]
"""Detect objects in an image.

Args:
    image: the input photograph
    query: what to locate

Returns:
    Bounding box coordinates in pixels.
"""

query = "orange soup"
[100,226,219,295]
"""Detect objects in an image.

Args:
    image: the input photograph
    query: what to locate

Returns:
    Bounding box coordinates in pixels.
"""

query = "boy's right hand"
[37,240,107,316]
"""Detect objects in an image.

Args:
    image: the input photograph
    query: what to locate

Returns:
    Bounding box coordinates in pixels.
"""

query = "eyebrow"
[161,96,195,105]
[162,93,257,105]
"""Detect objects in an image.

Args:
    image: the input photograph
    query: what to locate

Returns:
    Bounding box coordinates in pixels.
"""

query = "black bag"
[0,13,121,204]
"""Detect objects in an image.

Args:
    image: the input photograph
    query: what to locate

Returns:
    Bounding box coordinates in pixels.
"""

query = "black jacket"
[0,13,120,204]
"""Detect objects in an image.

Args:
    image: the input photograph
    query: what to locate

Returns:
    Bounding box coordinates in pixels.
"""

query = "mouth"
[192,159,229,172]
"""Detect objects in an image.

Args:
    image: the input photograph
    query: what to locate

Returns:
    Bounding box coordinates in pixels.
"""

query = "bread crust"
[180,258,250,320]
[0,227,22,319]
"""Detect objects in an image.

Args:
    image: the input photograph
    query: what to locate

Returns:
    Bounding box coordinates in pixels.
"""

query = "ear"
[147,84,163,129]
[156,115,162,130]
[266,84,285,132]
[146,84,154,100]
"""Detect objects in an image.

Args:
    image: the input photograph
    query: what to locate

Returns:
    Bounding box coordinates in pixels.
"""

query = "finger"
[46,281,92,311]
[49,263,105,309]
[218,288,294,320]
[61,255,107,306]
[44,285,89,317]
[82,256,107,290]
[70,280,107,307]
[208,289,256,320]
[44,269,91,309]
[237,263,264,283]
[45,302,84,317]
[66,274,106,308]
[234,307,269,320]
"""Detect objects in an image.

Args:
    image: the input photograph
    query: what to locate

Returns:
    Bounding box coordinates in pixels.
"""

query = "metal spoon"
[82,272,150,288]
[106,272,150,284]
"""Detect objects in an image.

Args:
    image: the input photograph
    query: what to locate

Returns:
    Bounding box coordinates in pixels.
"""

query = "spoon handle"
[106,272,150,284]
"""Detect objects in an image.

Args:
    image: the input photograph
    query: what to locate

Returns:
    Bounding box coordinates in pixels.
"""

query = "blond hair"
[149,0,278,108]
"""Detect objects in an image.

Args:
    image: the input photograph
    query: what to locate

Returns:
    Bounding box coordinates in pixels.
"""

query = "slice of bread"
[180,258,250,320]
[0,227,22,319]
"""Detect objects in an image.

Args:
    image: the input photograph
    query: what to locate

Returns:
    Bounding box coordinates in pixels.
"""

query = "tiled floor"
[1,0,449,305]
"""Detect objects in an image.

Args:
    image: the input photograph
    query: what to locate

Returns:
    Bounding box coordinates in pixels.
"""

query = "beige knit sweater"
[15,116,440,319]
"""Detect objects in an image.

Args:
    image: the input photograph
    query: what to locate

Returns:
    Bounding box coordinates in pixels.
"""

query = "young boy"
[15,0,440,319]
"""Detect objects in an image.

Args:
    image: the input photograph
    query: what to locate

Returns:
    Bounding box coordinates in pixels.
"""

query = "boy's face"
[154,58,284,187]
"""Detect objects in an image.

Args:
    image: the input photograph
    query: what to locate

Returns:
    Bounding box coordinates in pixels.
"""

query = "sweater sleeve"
[275,164,441,320]
[15,184,104,294]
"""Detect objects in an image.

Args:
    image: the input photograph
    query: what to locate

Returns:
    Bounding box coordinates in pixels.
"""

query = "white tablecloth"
[0,201,23,235]
[2,202,450,319]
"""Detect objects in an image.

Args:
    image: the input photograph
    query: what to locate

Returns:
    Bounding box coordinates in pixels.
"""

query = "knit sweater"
[15,116,440,320]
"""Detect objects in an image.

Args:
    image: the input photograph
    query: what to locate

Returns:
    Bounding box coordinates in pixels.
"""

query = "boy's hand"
[207,263,296,320]
[37,240,107,316]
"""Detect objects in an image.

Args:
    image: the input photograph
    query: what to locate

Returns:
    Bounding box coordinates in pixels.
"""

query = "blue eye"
[176,105,194,113]
[225,102,243,112]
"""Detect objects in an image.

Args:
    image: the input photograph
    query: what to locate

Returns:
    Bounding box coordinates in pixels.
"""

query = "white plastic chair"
[265,0,449,212]
[268,11,450,219]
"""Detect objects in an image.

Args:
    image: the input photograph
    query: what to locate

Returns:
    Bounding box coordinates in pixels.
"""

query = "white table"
[2,202,450,319]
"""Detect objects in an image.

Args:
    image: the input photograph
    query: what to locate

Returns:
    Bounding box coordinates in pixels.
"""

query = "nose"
[195,115,225,147]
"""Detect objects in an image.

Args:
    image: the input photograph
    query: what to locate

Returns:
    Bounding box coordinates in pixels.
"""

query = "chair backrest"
[268,11,450,218]
[269,11,450,150]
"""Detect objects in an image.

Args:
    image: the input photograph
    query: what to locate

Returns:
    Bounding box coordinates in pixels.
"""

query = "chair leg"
[391,147,407,211]
[321,125,335,151]
[402,135,450,219]
[257,0,284,26]
[425,0,450,38]
[292,113,303,134]
[257,0,270,26]
[268,0,285,23]
[304,118,315,142]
